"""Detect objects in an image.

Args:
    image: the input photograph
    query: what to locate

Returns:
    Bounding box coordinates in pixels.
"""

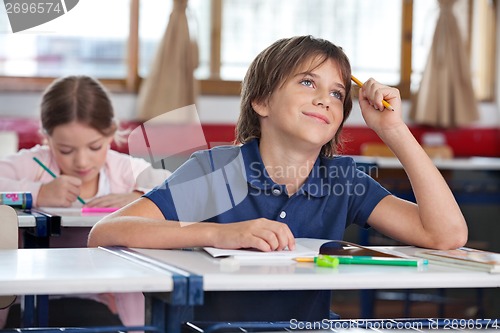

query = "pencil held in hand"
[32,157,86,205]
[351,75,395,111]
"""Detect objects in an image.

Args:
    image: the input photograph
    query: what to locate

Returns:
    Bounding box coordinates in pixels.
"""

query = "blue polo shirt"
[145,139,390,321]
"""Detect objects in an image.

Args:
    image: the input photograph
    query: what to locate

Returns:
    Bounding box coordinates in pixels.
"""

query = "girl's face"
[253,57,346,153]
[46,121,113,184]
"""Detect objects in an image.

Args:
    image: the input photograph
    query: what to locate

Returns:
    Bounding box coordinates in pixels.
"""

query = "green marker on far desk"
[295,255,428,268]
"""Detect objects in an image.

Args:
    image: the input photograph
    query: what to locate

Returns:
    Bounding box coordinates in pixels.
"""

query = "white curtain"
[410,0,479,127]
[136,0,198,122]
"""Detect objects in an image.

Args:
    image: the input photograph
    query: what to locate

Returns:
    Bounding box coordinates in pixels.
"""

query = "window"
[0,0,494,100]
[219,0,401,85]
[0,0,129,78]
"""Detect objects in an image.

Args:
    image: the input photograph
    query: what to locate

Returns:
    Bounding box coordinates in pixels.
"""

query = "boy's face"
[253,58,346,153]
[46,121,112,185]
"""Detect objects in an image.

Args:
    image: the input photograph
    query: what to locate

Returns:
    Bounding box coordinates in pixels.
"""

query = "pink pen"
[81,207,119,213]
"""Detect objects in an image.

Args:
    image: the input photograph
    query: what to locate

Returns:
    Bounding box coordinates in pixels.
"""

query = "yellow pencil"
[351,75,395,111]
[294,257,315,263]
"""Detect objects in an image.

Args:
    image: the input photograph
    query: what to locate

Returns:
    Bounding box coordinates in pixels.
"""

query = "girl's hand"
[211,218,295,252]
[358,78,404,134]
[37,175,82,207]
[85,191,143,208]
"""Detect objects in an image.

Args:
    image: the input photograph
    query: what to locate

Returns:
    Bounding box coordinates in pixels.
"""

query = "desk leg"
[20,295,49,327]
[37,296,49,327]
[360,289,375,318]
[146,293,194,333]
[21,296,35,327]
[22,229,50,248]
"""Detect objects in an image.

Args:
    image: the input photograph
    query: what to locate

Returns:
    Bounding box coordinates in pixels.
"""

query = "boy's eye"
[90,145,102,151]
[59,150,73,155]
[331,90,344,100]
[300,79,314,87]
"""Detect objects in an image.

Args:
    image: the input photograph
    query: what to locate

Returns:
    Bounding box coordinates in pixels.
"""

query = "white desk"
[129,246,500,292]
[353,156,500,207]
[353,156,500,171]
[123,246,500,332]
[36,207,105,227]
[0,247,194,333]
[17,208,105,248]
[3,247,498,332]
[17,208,105,228]
[16,210,37,228]
[0,247,174,296]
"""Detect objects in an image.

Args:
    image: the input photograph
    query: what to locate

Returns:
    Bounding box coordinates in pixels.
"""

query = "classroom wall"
[0,91,499,127]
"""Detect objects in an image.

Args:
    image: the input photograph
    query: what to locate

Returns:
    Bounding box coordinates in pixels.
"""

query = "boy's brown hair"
[236,35,353,157]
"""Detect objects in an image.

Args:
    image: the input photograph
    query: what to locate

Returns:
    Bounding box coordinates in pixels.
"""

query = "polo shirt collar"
[240,139,329,197]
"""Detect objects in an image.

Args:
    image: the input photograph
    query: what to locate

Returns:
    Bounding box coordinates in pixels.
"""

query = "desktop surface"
[0,247,174,295]
[35,207,107,227]
[129,246,500,292]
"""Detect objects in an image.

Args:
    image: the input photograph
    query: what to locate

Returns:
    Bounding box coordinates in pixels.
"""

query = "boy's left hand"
[85,191,143,208]
[358,78,404,134]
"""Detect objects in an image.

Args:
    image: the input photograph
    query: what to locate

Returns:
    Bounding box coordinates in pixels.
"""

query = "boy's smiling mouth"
[302,111,330,124]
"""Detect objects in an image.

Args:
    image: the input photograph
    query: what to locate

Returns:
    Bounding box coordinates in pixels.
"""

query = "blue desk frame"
[103,247,204,333]
[16,209,61,327]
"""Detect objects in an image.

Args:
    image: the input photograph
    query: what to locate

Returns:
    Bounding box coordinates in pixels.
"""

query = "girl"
[88,36,467,322]
[0,75,171,327]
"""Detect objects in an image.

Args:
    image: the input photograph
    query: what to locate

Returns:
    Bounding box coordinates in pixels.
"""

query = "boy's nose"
[313,92,330,109]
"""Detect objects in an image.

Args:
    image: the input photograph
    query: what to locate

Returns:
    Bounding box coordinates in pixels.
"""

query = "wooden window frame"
[0,0,490,101]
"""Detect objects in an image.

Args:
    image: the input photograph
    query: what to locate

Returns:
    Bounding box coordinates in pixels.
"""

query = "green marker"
[336,256,428,267]
[295,255,427,267]
[316,255,340,268]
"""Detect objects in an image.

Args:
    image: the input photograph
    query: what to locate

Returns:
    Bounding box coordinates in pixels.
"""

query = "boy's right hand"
[37,175,83,207]
[211,218,295,252]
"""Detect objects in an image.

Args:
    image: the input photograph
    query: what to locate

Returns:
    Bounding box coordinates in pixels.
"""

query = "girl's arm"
[0,147,80,207]
[359,79,467,250]
[0,150,43,200]
[87,197,295,251]
[85,152,171,208]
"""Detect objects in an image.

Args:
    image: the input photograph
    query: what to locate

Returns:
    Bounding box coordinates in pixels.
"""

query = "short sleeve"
[346,164,391,227]
[144,145,245,222]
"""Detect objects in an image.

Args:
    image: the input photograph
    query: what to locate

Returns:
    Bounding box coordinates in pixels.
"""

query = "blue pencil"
[33,157,86,205]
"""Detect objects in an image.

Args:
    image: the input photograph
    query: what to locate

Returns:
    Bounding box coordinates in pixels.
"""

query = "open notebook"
[203,238,413,261]
[415,247,500,273]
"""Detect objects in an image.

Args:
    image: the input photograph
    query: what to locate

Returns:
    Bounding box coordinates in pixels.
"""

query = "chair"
[0,205,19,309]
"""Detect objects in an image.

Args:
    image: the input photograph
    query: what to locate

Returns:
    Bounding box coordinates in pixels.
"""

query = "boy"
[89,36,467,321]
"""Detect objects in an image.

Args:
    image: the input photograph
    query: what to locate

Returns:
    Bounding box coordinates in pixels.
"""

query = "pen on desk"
[351,75,395,111]
[295,255,340,268]
[32,157,86,205]
[295,255,427,267]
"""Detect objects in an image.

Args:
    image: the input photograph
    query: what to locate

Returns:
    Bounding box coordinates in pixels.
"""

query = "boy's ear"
[251,100,269,117]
